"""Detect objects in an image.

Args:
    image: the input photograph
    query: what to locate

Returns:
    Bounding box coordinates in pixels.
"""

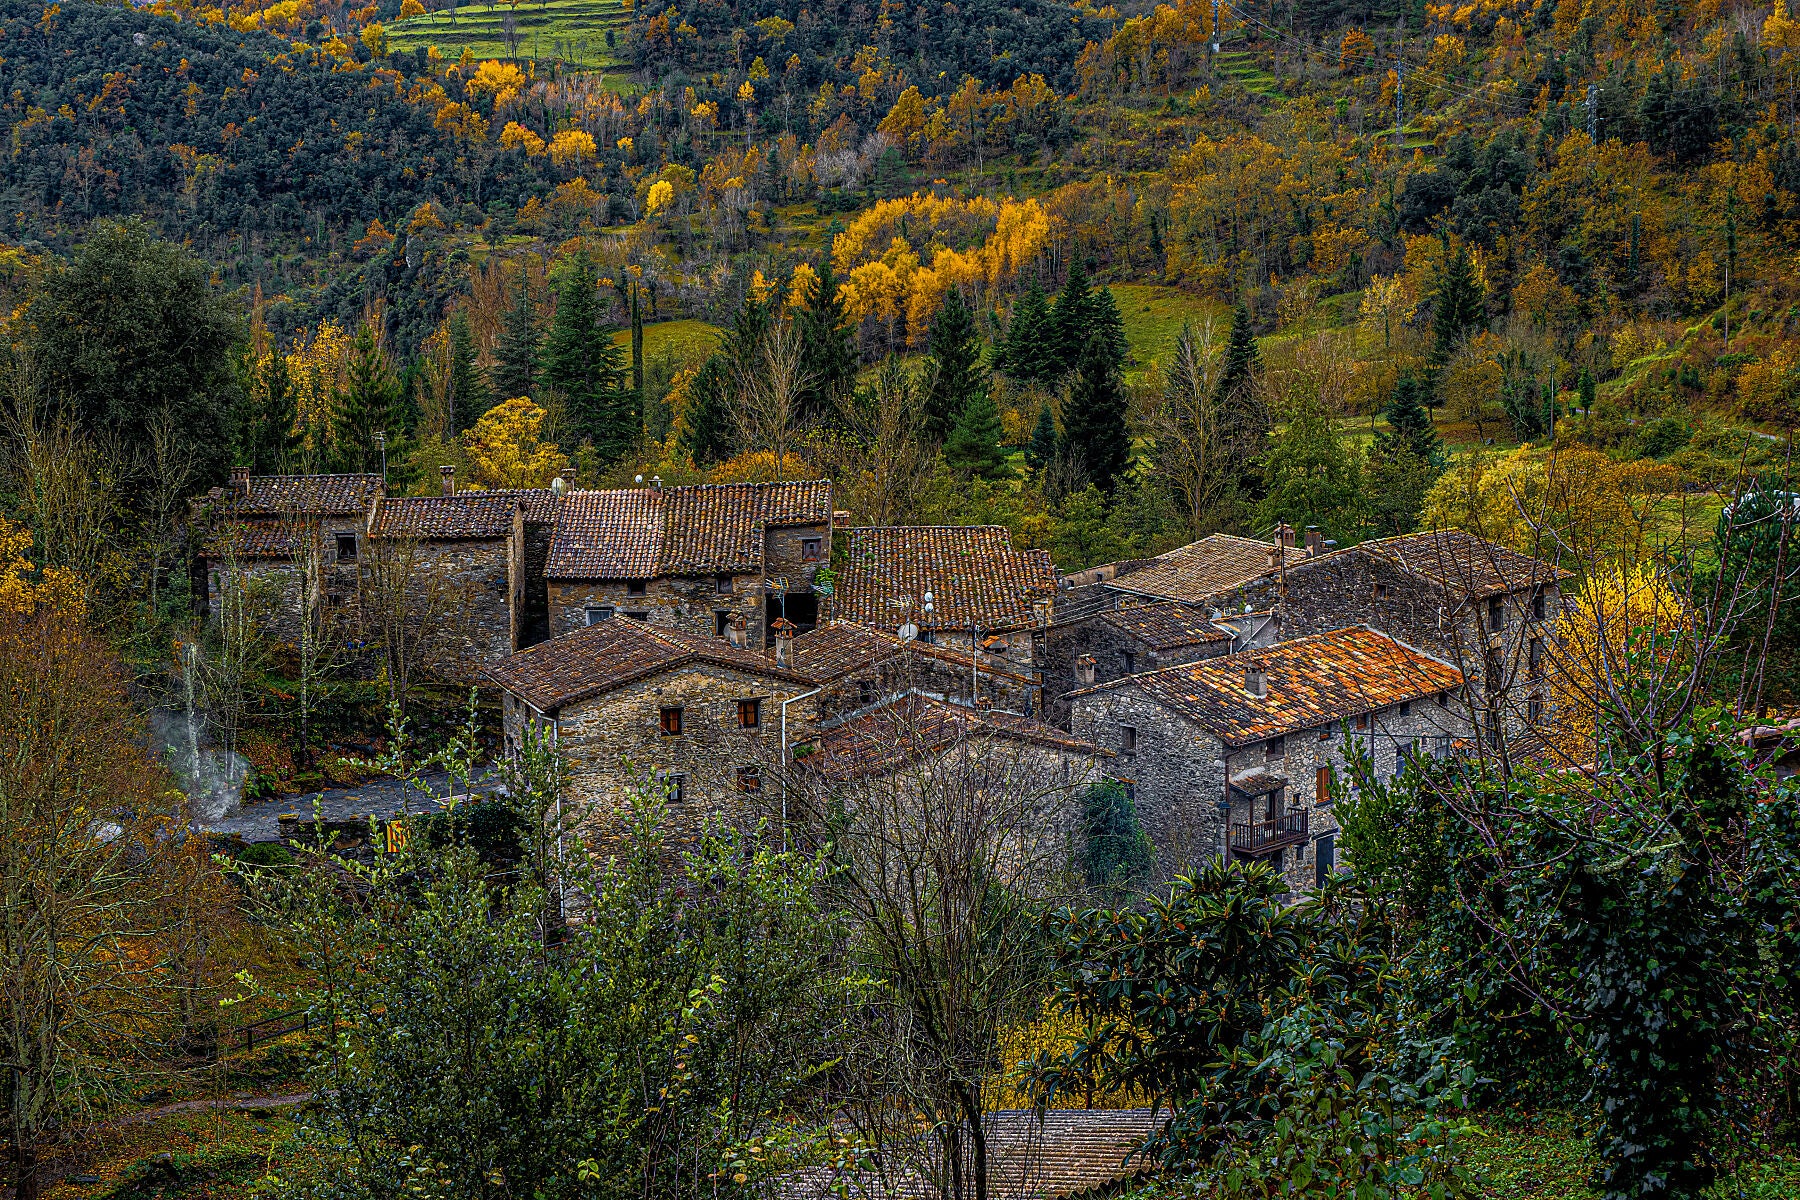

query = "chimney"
[229,465,251,495]
[1076,654,1097,686]
[1267,544,1283,570]
[772,617,796,666]
[440,465,456,495]
[726,612,748,649]
[1244,664,1267,697]
[1279,523,1296,549]
[1305,526,1322,556]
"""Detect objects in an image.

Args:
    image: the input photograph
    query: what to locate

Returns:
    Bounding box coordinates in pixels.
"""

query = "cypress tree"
[446,309,487,434]
[1062,333,1132,492]
[1429,244,1486,368]
[1024,404,1060,472]
[924,287,985,443]
[997,278,1055,383]
[492,274,539,401]
[1050,256,1093,376]
[797,258,856,425]
[543,255,630,458]
[943,387,1009,479]
[1376,372,1440,461]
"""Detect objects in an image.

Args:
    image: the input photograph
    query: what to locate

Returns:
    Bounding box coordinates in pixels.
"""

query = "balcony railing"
[1229,808,1309,856]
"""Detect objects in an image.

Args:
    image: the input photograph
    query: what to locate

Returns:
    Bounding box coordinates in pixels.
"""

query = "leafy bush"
[235,841,295,868]
[1079,780,1153,896]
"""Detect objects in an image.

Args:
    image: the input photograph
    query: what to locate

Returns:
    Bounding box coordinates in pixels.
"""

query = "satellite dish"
[551,476,569,496]
[898,622,919,642]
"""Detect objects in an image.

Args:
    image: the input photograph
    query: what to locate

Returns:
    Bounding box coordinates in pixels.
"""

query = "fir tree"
[924,287,986,443]
[1214,304,1261,408]
[238,349,299,475]
[1085,281,1128,374]
[996,278,1055,382]
[1024,404,1060,472]
[446,309,488,434]
[796,258,856,425]
[492,274,539,401]
[1214,305,1271,500]
[333,324,400,473]
[1050,256,1093,376]
[676,355,733,465]
[943,387,1009,480]
[543,255,631,459]
[1429,243,1486,369]
[1376,372,1440,461]
[1062,332,1132,492]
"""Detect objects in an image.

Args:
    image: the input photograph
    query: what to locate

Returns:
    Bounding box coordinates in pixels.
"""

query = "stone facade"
[1042,605,1232,729]
[811,645,1039,724]
[203,515,369,644]
[375,530,522,678]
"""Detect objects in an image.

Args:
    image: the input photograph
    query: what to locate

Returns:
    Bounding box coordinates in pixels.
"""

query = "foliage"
[1078,780,1152,897]
[924,287,987,444]
[942,384,1009,481]
[1256,383,1364,544]
[1062,333,1132,493]
[1703,487,1800,713]
[542,254,633,462]
[462,396,570,488]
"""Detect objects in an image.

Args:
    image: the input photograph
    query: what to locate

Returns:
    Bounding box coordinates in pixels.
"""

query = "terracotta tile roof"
[545,481,832,579]
[834,526,1058,632]
[488,488,561,523]
[483,616,810,712]
[370,494,521,540]
[1068,625,1464,746]
[202,520,311,559]
[802,694,1108,782]
[1107,534,1306,602]
[777,1108,1163,1200]
[1102,602,1232,651]
[213,474,383,516]
[1357,529,1568,599]
[789,620,1035,685]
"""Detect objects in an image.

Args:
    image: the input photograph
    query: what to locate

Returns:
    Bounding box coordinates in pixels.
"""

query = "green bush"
[235,841,295,867]
[1079,780,1153,896]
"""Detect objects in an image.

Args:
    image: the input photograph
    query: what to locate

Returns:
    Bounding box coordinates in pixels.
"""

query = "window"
[716,610,732,637]
[585,605,614,625]
[1527,694,1544,723]
[717,574,734,594]
[1436,690,1449,707]
[1532,587,1547,621]
[800,537,822,562]
[660,706,684,736]
[1316,765,1331,806]
[1119,725,1138,754]
[1485,650,1503,693]
[738,699,762,729]
[626,611,650,622]
[1397,701,1411,716]
[335,533,358,562]
[1487,595,1506,631]
[659,772,687,804]
[1121,650,1137,675]
[1265,735,1285,762]
[326,591,345,607]
[736,765,762,793]
[1354,713,1368,731]
[627,580,647,597]
[1373,581,1388,602]
[1484,708,1501,744]
[1529,638,1544,678]
[918,629,935,645]
[1318,725,1332,741]
[858,679,876,706]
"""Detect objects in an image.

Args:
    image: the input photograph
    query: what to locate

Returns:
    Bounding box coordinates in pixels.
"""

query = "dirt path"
[112,1092,313,1125]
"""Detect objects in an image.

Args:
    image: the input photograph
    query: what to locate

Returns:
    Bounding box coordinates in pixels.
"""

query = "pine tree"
[996,278,1055,382]
[492,274,539,401]
[676,354,733,465]
[924,287,985,443]
[1214,305,1271,501]
[1050,257,1093,376]
[1376,372,1440,461]
[333,323,400,473]
[796,258,856,425]
[239,350,300,475]
[446,309,487,435]
[1214,305,1261,408]
[543,255,630,458]
[1429,243,1486,369]
[1062,332,1132,492]
[1024,404,1059,472]
[1086,281,1128,373]
[943,387,1009,480]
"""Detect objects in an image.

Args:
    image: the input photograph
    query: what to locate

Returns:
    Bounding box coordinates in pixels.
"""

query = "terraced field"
[385,0,630,69]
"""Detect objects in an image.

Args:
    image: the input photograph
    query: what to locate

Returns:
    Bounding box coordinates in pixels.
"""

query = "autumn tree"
[464,396,570,488]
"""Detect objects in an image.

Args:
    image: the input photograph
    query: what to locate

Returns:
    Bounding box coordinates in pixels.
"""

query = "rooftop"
[370,493,522,540]
[1356,529,1568,599]
[788,620,1036,685]
[484,617,810,712]
[546,481,832,579]
[1100,602,1232,651]
[801,694,1109,782]
[834,526,1058,632]
[1068,625,1464,746]
[207,473,383,517]
[1107,534,1307,603]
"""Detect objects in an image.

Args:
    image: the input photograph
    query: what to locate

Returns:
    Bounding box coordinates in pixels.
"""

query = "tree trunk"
[956,1083,988,1200]
[15,1130,39,1200]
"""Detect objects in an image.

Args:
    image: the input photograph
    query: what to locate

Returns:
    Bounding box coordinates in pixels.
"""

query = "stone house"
[193,468,383,639]
[1057,533,1311,621]
[1161,529,1566,746]
[1043,601,1234,728]
[787,619,1042,723]
[486,616,818,849]
[545,480,834,650]
[831,525,1058,675]
[365,490,526,677]
[1068,625,1469,892]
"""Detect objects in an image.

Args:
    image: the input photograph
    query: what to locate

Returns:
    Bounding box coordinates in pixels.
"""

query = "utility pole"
[1586,84,1599,141]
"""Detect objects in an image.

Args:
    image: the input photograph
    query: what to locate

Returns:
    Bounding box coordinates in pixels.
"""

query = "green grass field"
[385,0,629,69]
[1107,284,1226,382]
[614,318,721,363]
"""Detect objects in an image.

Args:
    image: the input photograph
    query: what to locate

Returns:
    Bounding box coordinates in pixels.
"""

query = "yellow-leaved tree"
[463,397,570,489]
[1549,563,1689,762]
[0,516,84,618]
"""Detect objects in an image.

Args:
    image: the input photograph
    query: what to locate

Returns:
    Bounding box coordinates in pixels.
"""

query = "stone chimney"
[726,612,748,649]
[772,617,797,666]
[1305,526,1322,556]
[229,465,251,495]
[1245,663,1267,698]
[1267,544,1283,570]
[440,465,456,495]
[1278,523,1296,548]
[1076,654,1097,686]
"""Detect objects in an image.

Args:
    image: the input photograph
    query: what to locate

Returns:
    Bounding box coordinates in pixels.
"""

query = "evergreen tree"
[1213,305,1270,499]
[1050,256,1093,376]
[1256,387,1364,541]
[1024,404,1060,472]
[996,278,1055,383]
[676,355,733,465]
[238,349,300,475]
[492,275,539,401]
[1429,244,1486,369]
[1080,780,1154,896]
[1086,281,1128,373]
[446,309,488,435]
[1062,333,1132,493]
[796,258,856,425]
[1376,372,1440,462]
[543,255,631,459]
[1214,305,1262,409]
[924,288,986,443]
[943,387,1009,480]
[333,324,401,473]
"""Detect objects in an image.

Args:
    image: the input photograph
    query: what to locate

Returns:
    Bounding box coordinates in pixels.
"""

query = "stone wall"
[815,650,1040,725]
[397,533,520,677]
[913,626,1042,676]
[205,515,366,644]
[548,576,741,642]
[1042,614,1230,729]
[519,519,555,647]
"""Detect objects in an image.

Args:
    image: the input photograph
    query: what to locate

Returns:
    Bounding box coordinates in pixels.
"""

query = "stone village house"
[1068,625,1469,892]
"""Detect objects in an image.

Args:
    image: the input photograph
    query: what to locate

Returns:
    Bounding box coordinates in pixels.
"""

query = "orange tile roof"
[789,620,1035,685]
[545,481,831,579]
[1102,602,1232,651]
[370,494,521,539]
[802,695,1108,782]
[1068,625,1464,746]
[484,617,810,712]
[834,526,1058,632]
[1108,534,1306,602]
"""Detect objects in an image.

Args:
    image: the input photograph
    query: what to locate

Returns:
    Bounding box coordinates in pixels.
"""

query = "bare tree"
[194,538,277,795]
[734,317,813,479]
[143,411,202,615]
[360,536,474,707]
[821,356,933,526]
[285,517,357,769]
[1,396,129,604]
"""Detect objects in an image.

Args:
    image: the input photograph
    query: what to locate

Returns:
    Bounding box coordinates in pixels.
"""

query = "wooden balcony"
[1229,808,1308,856]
